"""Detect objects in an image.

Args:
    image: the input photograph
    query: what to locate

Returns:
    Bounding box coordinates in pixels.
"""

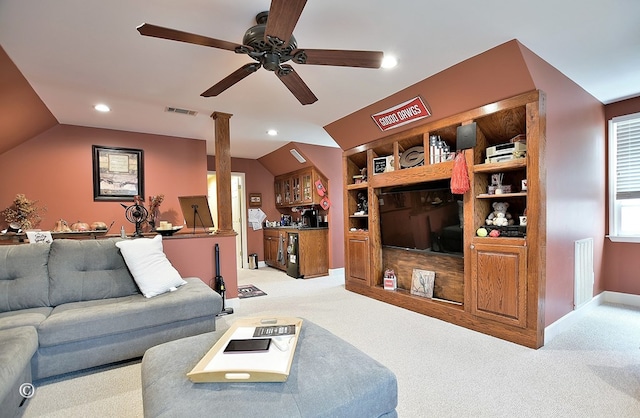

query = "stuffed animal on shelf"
[486,201,514,226]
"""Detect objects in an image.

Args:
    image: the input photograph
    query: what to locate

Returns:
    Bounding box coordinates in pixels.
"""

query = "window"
[608,112,640,242]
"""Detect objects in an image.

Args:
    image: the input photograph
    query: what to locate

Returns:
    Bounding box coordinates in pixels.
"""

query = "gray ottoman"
[142,319,397,417]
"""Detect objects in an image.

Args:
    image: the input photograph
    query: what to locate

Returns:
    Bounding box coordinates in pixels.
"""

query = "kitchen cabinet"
[274,167,328,207]
[263,229,286,270]
[263,227,329,278]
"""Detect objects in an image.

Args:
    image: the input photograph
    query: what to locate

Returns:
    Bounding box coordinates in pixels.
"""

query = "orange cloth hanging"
[450,151,470,194]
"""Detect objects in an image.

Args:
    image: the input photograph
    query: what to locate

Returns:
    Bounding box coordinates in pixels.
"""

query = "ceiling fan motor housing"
[242,12,297,71]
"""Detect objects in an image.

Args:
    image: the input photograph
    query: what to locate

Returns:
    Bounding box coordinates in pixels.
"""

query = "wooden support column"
[211,111,237,237]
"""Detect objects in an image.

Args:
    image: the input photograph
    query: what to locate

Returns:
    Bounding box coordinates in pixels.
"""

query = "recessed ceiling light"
[267,129,278,136]
[94,104,111,112]
[381,56,397,69]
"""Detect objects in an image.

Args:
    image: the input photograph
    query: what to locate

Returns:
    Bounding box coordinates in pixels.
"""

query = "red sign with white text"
[371,96,431,131]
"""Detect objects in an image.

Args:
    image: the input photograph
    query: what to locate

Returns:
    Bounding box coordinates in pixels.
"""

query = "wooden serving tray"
[187,317,303,383]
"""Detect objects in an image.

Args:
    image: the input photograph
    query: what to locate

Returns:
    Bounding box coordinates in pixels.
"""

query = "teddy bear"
[486,201,514,226]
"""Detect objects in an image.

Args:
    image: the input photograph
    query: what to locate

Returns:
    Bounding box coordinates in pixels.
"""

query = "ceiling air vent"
[165,106,198,116]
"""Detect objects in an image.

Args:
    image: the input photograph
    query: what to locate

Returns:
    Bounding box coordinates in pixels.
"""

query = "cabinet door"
[292,176,301,204]
[263,235,276,266]
[283,178,292,205]
[470,243,527,328]
[346,235,370,286]
[274,181,283,207]
[301,171,313,203]
[275,232,289,270]
[263,236,273,265]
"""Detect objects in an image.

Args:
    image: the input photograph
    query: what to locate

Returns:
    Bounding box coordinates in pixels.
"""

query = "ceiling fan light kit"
[137,0,383,105]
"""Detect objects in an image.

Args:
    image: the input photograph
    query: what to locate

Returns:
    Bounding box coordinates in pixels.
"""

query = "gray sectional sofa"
[0,238,223,418]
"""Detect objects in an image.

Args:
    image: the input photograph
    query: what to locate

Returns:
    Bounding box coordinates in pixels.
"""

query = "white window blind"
[614,114,640,200]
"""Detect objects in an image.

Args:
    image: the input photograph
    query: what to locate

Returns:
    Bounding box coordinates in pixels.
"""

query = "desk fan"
[121,199,148,237]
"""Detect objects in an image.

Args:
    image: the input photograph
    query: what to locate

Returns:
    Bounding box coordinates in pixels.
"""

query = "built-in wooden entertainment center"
[343,90,546,348]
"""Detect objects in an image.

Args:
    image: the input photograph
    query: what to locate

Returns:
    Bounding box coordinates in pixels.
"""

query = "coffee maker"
[301,208,318,228]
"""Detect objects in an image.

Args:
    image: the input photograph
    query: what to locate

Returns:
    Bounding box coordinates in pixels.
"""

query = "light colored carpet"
[23,267,640,417]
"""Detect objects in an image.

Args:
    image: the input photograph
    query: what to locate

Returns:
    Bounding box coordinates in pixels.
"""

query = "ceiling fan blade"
[276,65,318,105]
[264,0,307,47]
[201,63,261,97]
[292,49,384,68]
[137,23,247,52]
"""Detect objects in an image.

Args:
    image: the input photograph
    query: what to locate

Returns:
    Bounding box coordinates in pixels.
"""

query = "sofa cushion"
[0,244,51,312]
[0,307,52,331]
[115,235,186,298]
[0,326,39,415]
[48,238,140,306]
[37,278,219,347]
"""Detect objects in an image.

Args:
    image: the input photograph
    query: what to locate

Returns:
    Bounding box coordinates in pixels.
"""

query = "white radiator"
[574,238,594,309]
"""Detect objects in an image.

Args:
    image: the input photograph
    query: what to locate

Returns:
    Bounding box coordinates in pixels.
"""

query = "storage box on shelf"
[342,90,546,348]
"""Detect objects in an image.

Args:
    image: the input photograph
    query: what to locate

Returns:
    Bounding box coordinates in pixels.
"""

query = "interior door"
[207,172,247,269]
[231,175,244,268]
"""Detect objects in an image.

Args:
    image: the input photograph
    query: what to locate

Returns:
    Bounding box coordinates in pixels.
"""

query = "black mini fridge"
[286,233,301,278]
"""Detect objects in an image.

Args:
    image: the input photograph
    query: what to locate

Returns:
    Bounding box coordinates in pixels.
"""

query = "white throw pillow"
[115,234,187,298]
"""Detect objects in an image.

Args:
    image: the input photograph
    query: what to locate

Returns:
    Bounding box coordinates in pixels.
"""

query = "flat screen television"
[378,181,463,253]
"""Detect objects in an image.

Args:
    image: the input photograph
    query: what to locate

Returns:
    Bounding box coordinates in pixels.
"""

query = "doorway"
[207,172,248,269]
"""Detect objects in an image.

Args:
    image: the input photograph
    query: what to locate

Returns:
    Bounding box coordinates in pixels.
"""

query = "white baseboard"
[601,291,640,307]
[544,291,640,345]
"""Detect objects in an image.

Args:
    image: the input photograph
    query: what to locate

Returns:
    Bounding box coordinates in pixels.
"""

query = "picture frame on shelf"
[93,146,144,201]
[411,269,435,298]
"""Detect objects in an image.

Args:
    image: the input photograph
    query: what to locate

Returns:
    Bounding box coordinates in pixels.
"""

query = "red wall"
[0,46,57,154]
[518,43,606,324]
[603,96,640,295]
[0,124,207,231]
[289,143,344,268]
[163,234,237,298]
[0,123,239,298]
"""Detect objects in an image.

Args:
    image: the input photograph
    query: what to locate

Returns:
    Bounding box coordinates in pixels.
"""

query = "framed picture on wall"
[93,145,144,201]
[249,193,262,208]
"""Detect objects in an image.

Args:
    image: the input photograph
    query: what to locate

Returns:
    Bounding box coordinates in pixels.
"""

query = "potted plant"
[2,194,46,231]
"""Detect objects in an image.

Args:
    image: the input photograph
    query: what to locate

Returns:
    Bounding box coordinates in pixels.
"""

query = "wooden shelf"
[473,158,526,173]
[472,236,526,246]
[380,286,464,308]
[369,161,454,188]
[346,182,368,190]
[476,192,527,198]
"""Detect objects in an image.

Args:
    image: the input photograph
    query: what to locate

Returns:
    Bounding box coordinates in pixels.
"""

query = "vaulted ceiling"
[1,0,638,158]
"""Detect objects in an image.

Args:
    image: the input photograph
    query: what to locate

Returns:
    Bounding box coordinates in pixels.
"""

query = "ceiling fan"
[137,0,384,105]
